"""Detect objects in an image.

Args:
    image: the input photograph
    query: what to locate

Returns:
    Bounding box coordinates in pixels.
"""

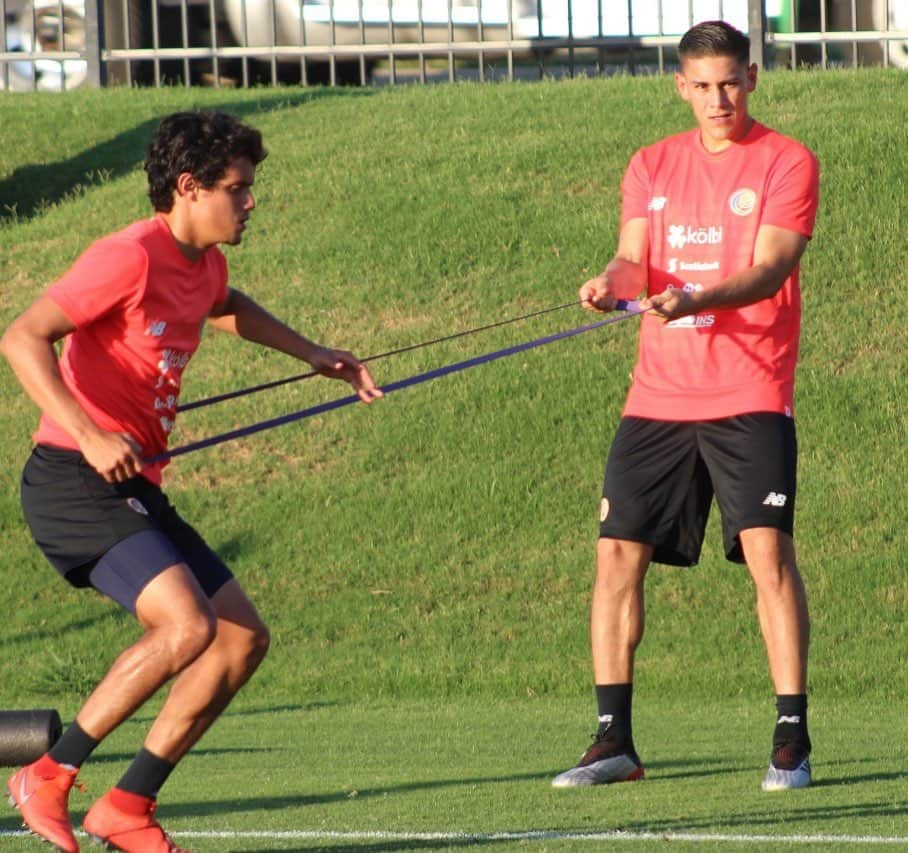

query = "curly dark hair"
[144,111,268,212]
[679,20,750,66]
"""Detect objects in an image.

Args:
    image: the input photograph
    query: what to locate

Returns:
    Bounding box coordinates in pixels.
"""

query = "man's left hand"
[309,346,383,403]
[640,287,698,322]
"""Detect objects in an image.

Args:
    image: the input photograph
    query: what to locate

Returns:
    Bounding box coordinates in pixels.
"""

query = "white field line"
[3,828,908,845]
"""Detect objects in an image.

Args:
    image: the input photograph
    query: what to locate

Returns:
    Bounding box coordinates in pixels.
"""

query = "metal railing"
[2,0,906,90]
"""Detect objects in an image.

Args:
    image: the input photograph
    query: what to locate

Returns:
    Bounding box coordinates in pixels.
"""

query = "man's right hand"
[580,256,646,313]
[80,431,145,483]
[579,273,617,313]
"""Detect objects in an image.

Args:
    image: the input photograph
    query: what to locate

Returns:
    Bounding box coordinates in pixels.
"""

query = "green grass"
[1,70,907,849]
[1,698,906,851]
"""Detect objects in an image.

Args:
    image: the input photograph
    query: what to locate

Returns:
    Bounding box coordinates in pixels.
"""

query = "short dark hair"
[678,20,750,66]
[144,111,268,212]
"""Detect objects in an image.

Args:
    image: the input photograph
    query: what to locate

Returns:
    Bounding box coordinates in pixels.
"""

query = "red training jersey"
[34,215,229,484]
[619,121,819,420]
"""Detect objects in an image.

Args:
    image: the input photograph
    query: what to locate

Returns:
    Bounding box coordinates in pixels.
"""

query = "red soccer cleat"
[82,789,189,853]
[7,760,81,853]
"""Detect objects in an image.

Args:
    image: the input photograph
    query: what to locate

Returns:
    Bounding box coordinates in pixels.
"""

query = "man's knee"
[741,529,801,587]
[243,620,270,671]
[165,608,219,671]
[595,538,651,589]
[215,614,270,681]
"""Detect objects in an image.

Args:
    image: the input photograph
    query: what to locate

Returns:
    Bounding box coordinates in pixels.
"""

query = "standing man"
[552,21,819,792]
[3,110,382,852]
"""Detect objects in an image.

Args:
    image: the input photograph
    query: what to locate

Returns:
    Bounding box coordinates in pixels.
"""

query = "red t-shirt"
[34,215,229,484]
[619,121,819,420]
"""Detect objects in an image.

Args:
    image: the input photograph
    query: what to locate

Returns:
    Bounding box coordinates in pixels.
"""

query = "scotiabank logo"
[667,224,723,250]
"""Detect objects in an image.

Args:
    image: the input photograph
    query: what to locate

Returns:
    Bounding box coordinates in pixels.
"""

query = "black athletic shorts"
[21,444,233,609]
[599,413,797,566]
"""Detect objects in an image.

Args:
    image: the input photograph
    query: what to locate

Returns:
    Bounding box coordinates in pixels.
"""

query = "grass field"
[1,69,907,850]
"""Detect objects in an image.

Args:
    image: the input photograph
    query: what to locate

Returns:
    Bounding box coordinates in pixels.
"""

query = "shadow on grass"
[808,754,908,786]
[125,701,340,726]
[644,755,908,790]
[229,842,515,852]
[223,702,343,718]
[0,88,374,224]
[212,534,257,565]
[619,798,908,834]
[2,613,116,647]
[88,746,280,765]
[812,770,908,786]
[644,755,755,780]
[111,770,558,820]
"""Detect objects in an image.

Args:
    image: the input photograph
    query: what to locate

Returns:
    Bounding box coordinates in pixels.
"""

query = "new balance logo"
[762,492,787,507]
[777,715,801,724]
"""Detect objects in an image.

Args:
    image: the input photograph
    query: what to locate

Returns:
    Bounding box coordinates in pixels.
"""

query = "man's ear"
[674,71,690,103]
[174,172,198,199]
[747,62,758,92]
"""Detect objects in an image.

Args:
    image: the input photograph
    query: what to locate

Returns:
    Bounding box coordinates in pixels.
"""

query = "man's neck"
[158,211,207,263]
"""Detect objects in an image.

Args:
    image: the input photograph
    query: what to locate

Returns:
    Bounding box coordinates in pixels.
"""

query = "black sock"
[773,694,811,752]
[116,748,175,800]
[47,721,100,769]
[595,683,634,749]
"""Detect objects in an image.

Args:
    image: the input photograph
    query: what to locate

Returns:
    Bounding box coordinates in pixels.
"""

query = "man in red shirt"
[2,111,382,852]
[552,21,819,792]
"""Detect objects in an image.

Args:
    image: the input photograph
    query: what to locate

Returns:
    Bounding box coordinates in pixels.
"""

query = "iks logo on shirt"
[666,314,716,329]
[665,283,715,329]
[666,224,723,250]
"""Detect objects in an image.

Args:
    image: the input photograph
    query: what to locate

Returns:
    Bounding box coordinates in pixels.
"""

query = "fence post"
[82,0,106,86]
[747,0,768,68]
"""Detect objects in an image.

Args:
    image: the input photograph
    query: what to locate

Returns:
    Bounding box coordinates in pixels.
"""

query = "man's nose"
[711,87,732,108]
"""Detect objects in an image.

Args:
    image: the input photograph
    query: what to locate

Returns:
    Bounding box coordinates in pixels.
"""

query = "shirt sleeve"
[762,144,820,239]
[620,149,651,226]
[46,236,148,327]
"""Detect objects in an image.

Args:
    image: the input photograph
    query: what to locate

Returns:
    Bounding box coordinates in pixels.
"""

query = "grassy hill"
[1,70,905,718]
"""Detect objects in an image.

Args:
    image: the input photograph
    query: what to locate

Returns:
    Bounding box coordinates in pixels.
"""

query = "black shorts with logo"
[599,413,797,566]
[20,444,232,601]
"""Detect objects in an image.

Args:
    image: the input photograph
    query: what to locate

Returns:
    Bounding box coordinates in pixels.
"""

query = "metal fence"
[2,0,907,90]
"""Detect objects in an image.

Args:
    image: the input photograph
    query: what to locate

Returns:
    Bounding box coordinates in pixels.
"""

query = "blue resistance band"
[150,300,645,464]
[179,298,590,412]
